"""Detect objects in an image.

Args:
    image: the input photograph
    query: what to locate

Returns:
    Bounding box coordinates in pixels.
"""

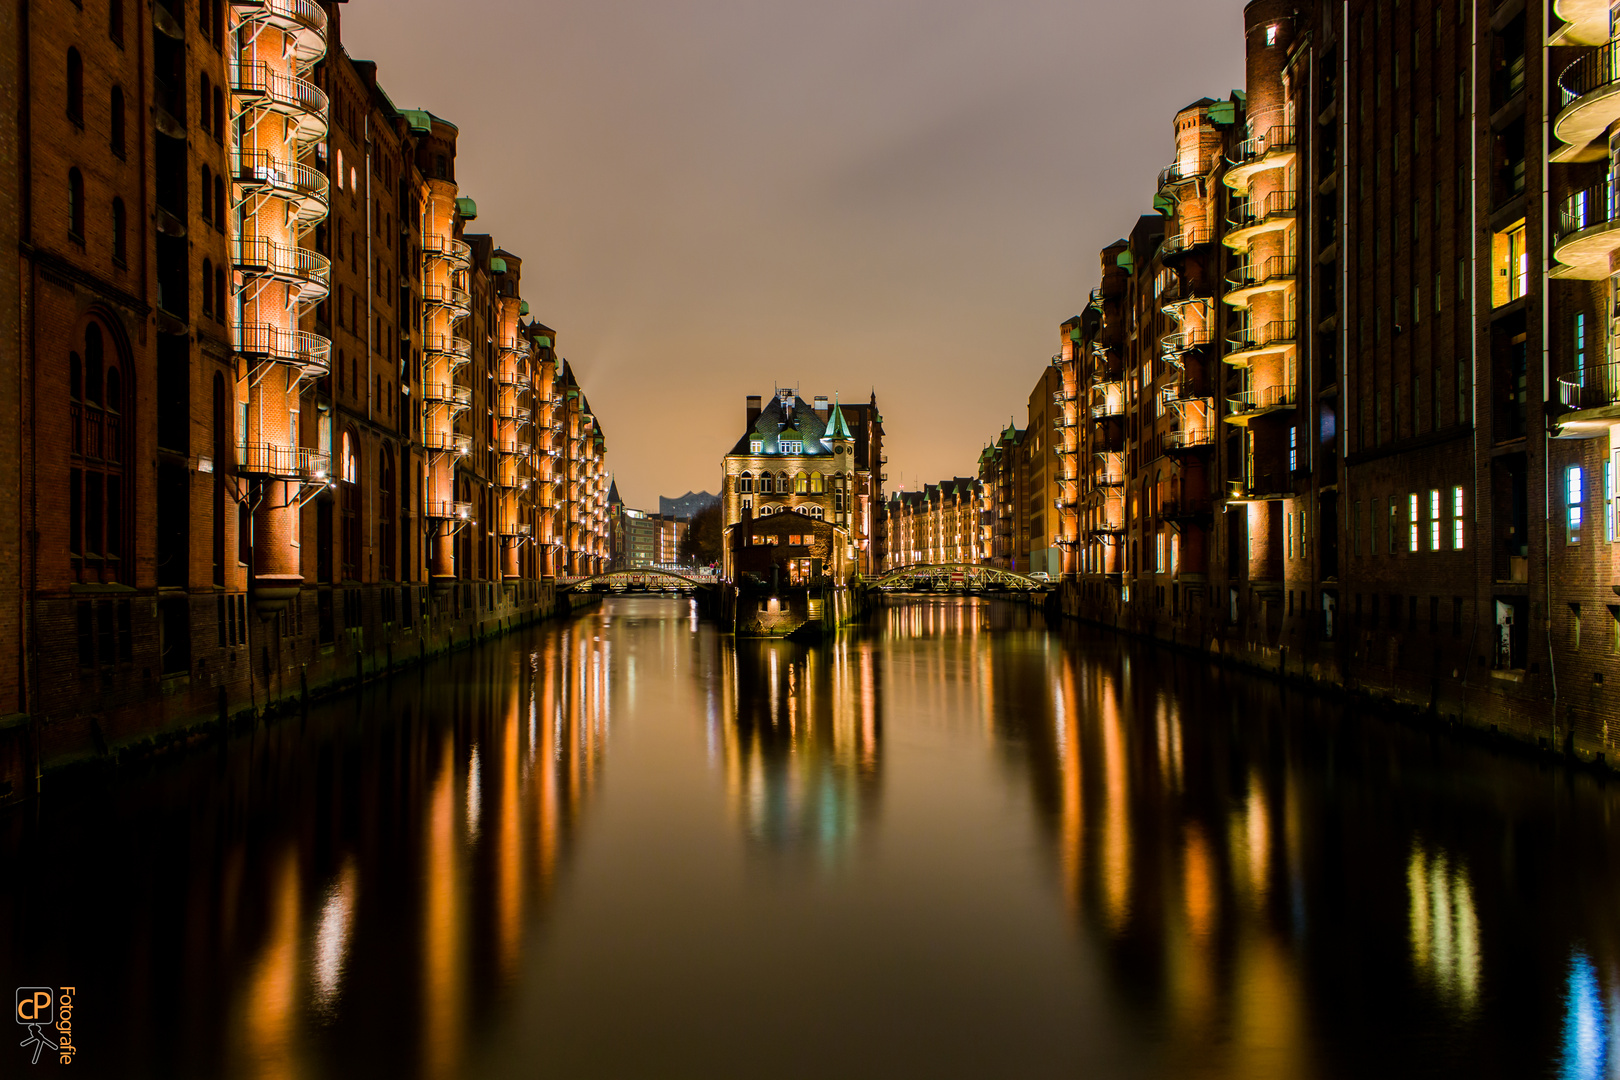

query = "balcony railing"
[231,149,328,222]
[1557,180,1617,241]
[1163,427,1216,450]
[1162,327,1214,354]
[422,382,472,410]
[232,237,329,299]
[422,284,472,319]
[422,430,472,455]
[1161,227,1213,258]
[1232,125,1297,166]
[237,442,330,482]
[235,0,328,61]
[1158,157,1212,189]
[426,500,474,521]
[1558,362,1620,409]
[422,236,473,270]
[229,61,328,137]
[1227,384,1298,416]
[496,403,531,422]
[1225,255,1297,292]
[233,323,331,376]
[422,333,473,367]
[1226,319,1298,357]
[1559,41,1619,105]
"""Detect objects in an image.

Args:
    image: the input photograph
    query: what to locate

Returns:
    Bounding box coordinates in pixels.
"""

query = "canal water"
[2,596,1617,1078]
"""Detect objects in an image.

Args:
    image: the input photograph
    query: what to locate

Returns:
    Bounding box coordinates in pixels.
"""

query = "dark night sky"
[342,0,1247,509]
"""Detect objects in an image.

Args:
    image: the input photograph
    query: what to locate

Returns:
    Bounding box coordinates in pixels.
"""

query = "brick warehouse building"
[1037,0,1620,760]
[0,0,614,799]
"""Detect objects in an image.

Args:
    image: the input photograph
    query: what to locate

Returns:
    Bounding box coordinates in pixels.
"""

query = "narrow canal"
[2,597,1616,1078]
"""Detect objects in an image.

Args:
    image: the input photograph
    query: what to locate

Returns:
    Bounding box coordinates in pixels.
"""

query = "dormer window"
[780,439,803,454]
[750,439,763,454]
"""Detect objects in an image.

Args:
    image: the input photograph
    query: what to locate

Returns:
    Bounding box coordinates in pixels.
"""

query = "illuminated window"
[1608,461,1615,543]
[1266,23,1279,45]
[1408,493,1419,552]
[1429,489,1440,551]
[750,439,762,453]
[1452,486,1466,549]
[1569,466,1584,543]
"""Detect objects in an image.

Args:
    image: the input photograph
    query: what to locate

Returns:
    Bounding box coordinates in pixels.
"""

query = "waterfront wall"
[0,582,597,801]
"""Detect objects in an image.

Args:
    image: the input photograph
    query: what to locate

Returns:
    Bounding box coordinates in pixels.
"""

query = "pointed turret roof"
[825,400,853,440]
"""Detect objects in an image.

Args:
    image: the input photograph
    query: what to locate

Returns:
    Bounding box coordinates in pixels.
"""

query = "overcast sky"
[342,0,1247,509]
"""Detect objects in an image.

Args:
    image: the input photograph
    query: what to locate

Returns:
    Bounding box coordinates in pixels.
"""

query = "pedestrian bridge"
[866,564,1051,593]
[557,569,718,594]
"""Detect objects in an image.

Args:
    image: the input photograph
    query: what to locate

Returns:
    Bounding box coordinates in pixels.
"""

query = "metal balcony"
[1157,157,1212,193]
[422,283,472,321]
[496,403,531,423]
[499,438,534,458]
[232,0,328,64]
[1163,427,1216,453]
[233,323,331,379]
[1161,227,1213,260]
[422,382,472,412]
[1223,255,1297,308]
[237,442,331,483]
[1553,0,1611,46]
[1224,320,1297,366]
[1556,42,1620,159]
[499,521,534,538]
[1553,180,1620,278]
[1090,382,1125,419]
[426,500,474,521]
[231,149,328,229]
[423,430,472,455]
[1222,125,1297,192]
[228,60,328,145]
[423,333,473,370]
[423,236,473,272]
[1161,327,1214,356]
[1224,383,1298,423]
[232,236,330,302]
[1223,190,1298,250]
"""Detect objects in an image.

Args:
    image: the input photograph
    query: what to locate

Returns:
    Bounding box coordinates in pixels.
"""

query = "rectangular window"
[1453,485,1466,549]
[1289,426,1298,472]
[1607,460,1615,543]
[1429,489,1441,550]
[1389,498,1398,554]
[1408,493,1420,552]
[1286,512,1293,559]
[1575,312,1588,382]
[1457,358,1470,424]
[1457,256,1467,301]
[1569,466,1585,542]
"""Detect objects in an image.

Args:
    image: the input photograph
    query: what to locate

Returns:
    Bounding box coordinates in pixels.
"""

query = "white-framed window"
[1569,466,1585,543]
[1429,489,1441,551]
[1607,461,1615,543]
[1408,493,1419,553]
[750,439,762,453]
[1453,486,1466,549]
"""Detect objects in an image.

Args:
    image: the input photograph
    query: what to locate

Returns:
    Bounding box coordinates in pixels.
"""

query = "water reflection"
[4,598,1620,1078]
[718,640,881,864]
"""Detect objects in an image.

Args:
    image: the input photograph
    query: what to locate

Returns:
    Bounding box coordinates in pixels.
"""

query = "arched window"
[811,472,824,494]
[341,430,360,580]
[201,258,213,316]
[198,0,210,37]
[199,74,212,134]
[109,0,123,45]
[810,506,824,520]
[795,472,809,494]
[67,168,84,238]
[109,86,125,156]
[66,48,83,125]
[200,164,212,222]
[111,198,126,265]
[739,472,753,494]
[70,321,129,583]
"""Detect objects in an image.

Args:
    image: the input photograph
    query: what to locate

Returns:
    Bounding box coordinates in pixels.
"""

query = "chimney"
[746,395,762,428]
[814,395,829,421]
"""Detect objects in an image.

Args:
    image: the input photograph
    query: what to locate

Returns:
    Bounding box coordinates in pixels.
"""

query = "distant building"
[882,479,985,571]
[659,491,719,521]
[978,422,1030,571]
[721,389,885,581]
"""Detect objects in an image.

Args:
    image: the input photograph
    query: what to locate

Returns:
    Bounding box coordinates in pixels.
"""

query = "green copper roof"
[402,109,433,133]
[519,301,530,316]
[1116,251,1135,272]
[490,257,507,273]
[455,196,478,220]
[533,334,550,347]
[1212,99,1239,125]
[1152,194,1175,216]
[825,401,853,440]
[1069,325,1082,342]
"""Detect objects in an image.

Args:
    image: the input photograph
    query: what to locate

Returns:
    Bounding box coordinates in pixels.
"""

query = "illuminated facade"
[720,389,886,580]
[0,0,613,796]
[881,479,984,570]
